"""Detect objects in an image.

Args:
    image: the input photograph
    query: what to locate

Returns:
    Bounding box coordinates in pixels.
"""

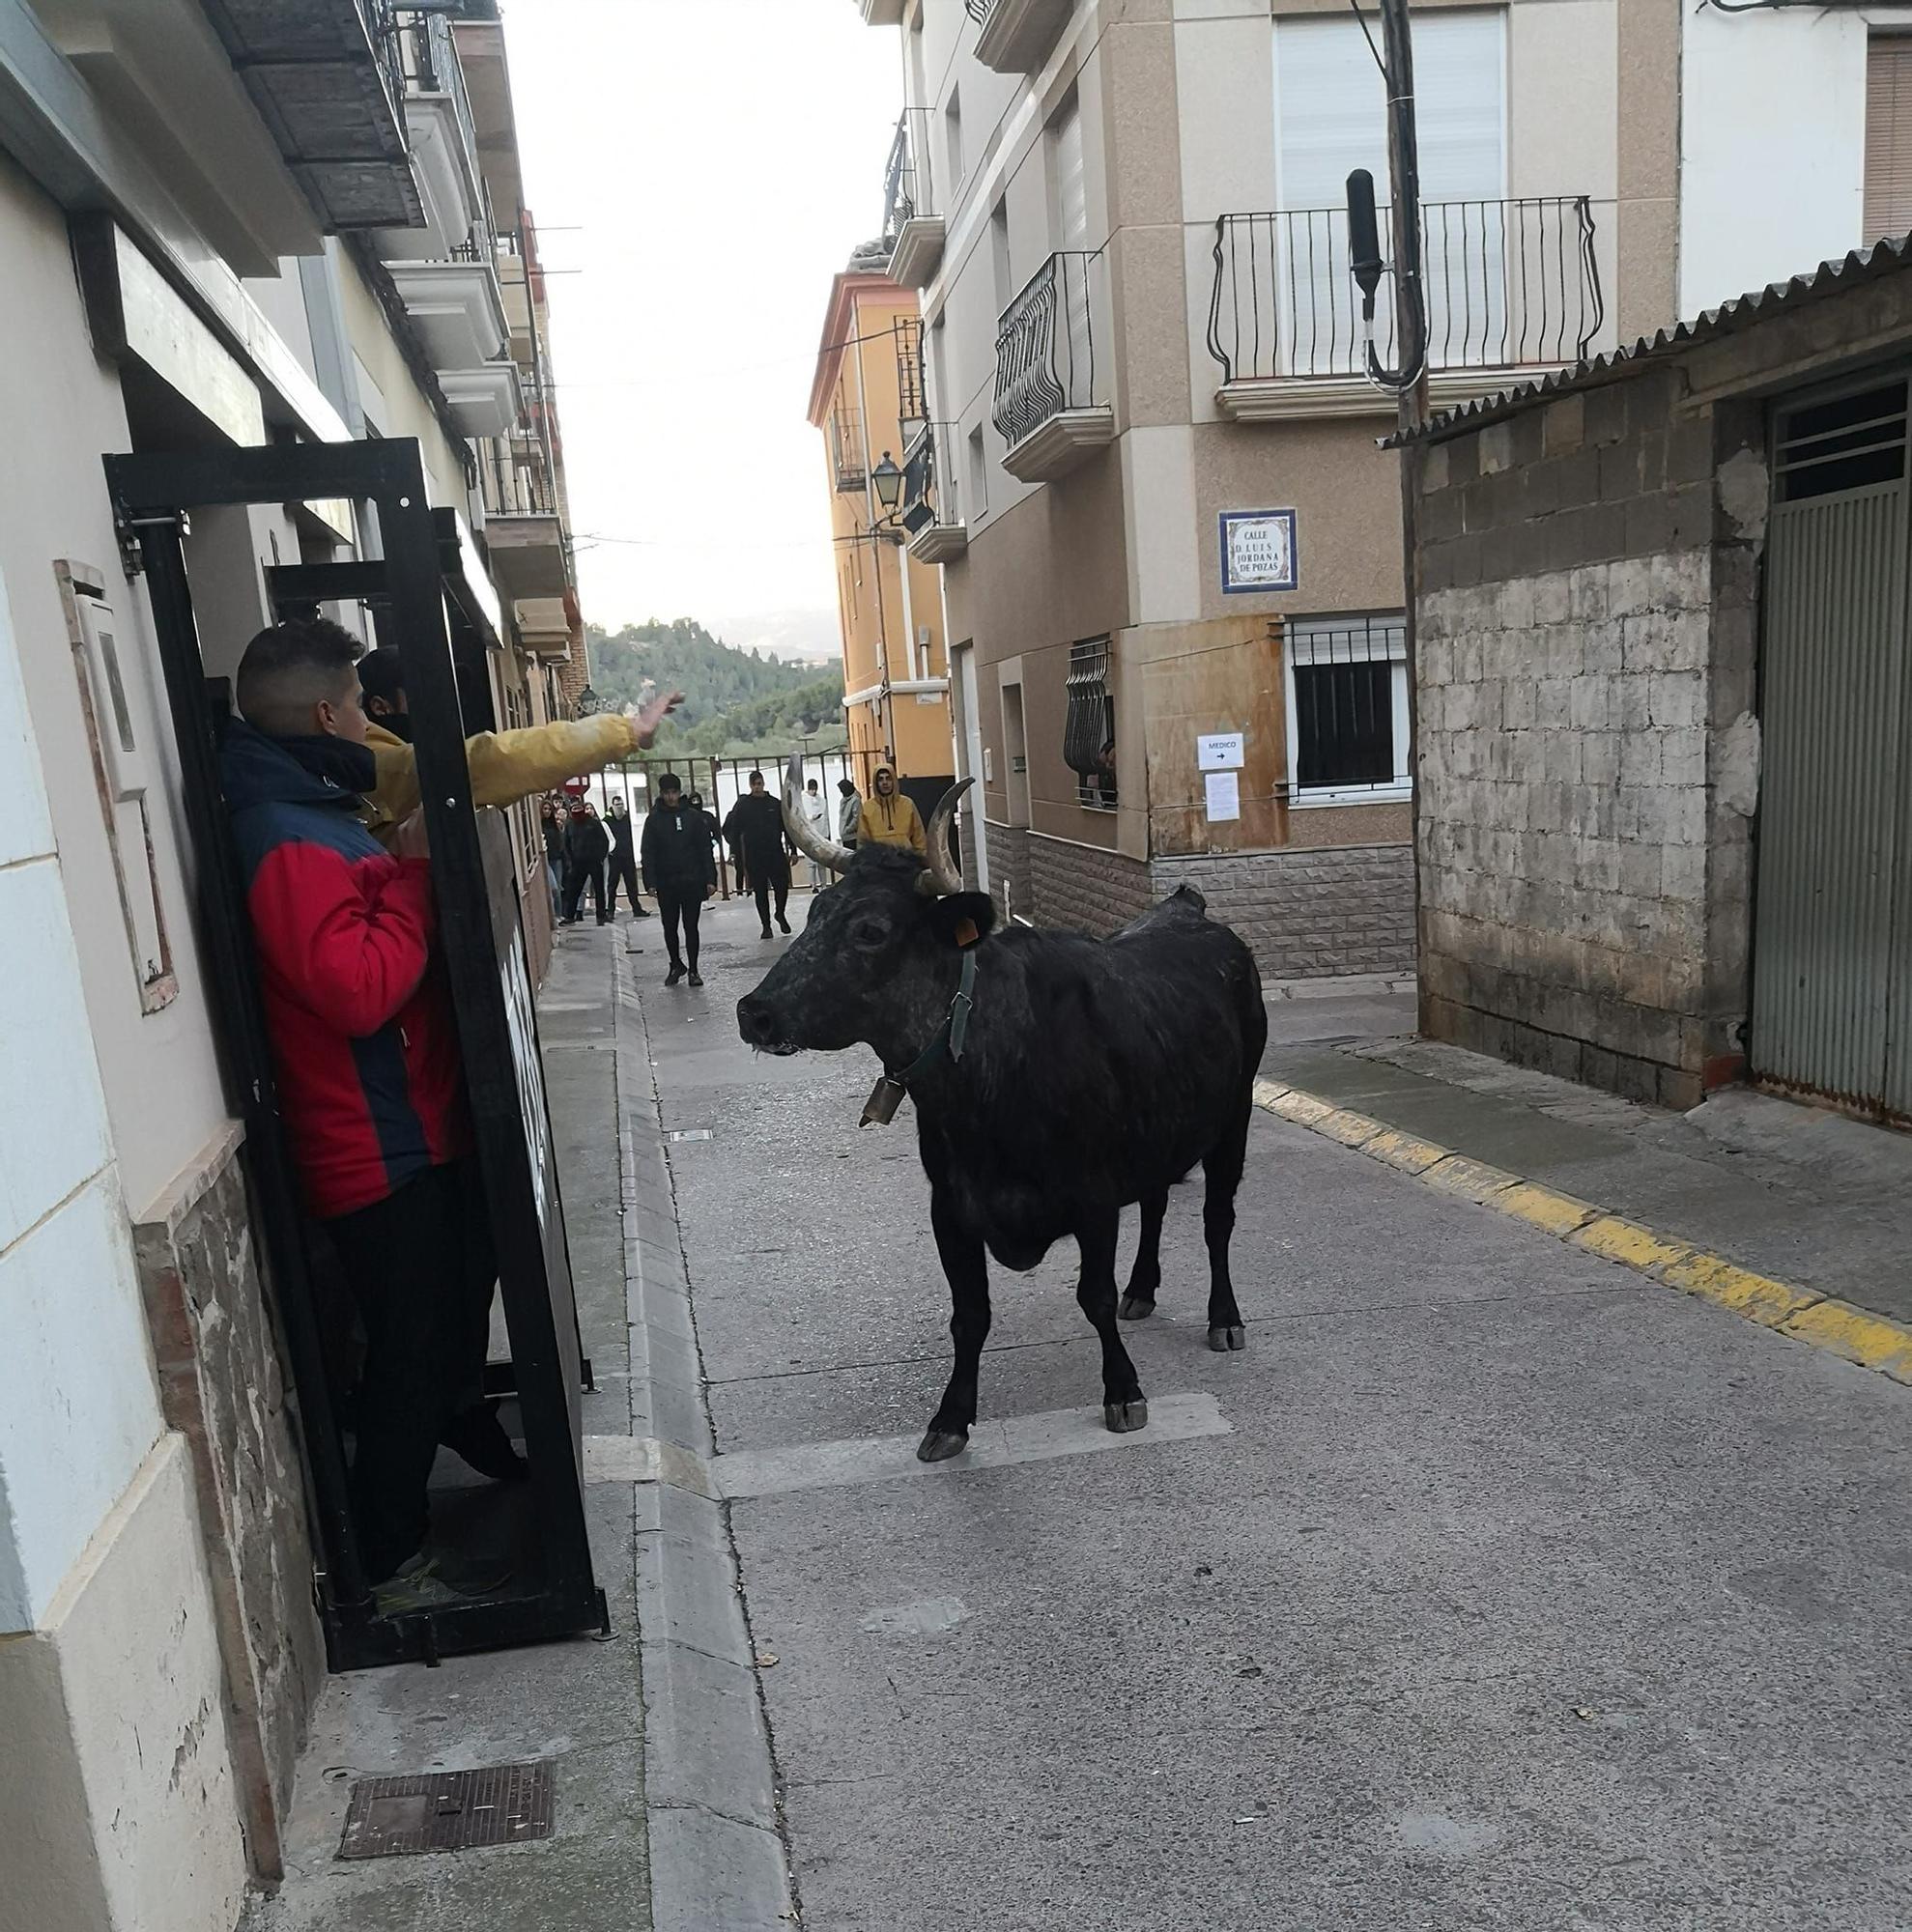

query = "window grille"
[1063,636,1116,809]
[1774,380,1908,502]
[1289,614,1406,796]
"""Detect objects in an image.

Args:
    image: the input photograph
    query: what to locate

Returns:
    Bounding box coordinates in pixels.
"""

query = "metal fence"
[1208,195,1605,384]
[993,249,1103,449]
[830,403,867,493]
[479,434,556,519]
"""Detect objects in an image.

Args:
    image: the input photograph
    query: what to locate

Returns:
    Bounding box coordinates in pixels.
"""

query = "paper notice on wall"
[1197,731,1244,771]
[1204,770,1241,822]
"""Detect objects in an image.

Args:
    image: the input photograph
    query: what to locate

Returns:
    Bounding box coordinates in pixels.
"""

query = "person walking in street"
[562,799,611,924]
[858,764,927,857]
[218,618,520,1612]
[800,778,831,891]
[539,798,565,921]
[604,795,651,919]
[838,775,861,844]
[725,770,793,938]
[642,773,718,986]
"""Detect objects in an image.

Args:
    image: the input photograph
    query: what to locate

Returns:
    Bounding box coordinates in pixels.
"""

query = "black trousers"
[607,852,644,914]
[563,862,606,922]
[327,1159,497,1581]
[749,863,790,930]
[656,887,703,968]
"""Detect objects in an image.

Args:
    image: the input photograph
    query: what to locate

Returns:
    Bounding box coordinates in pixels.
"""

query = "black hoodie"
[641,797,718,895]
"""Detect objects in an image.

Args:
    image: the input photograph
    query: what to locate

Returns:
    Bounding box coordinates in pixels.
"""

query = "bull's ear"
[924,892,995,950]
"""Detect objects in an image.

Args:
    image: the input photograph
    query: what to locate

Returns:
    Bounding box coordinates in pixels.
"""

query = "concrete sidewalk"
[247,923,654,1932]
[1264,1008,1912,1331]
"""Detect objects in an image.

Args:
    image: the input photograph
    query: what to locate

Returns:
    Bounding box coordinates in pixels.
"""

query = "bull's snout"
[736,993,778,1048]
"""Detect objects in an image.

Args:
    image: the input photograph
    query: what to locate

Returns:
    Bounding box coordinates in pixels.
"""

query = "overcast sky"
[503,0,901,663]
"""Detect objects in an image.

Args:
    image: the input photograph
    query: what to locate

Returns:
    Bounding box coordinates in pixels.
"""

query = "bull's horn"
[782,754,854,872]
[913,776,975,896]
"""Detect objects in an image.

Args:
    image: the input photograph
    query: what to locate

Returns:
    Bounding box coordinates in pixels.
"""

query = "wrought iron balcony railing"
[900,422,962,530]
[1207,195,1605,384]
[882,112,924,251]
[830,403,867,493]
[481,434,558,520]
[993,250,1103,449]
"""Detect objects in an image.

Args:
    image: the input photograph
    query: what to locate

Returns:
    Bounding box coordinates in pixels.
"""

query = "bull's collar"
[890,948,978,1089]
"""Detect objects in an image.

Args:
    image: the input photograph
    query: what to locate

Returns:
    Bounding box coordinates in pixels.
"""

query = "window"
[1286,613,1410,804]
[945,87,965,195]
[1063,636,1117,810]
[1774,378,1909,502]
[1273,11,1505,370]
[1048,91,1087,250]
[1866,38,1912,243]
[990,196,1013,314]
[966,423,988,521]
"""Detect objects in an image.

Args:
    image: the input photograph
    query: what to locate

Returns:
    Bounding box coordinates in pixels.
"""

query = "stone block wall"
[1414,363,1763,1108]
[1028,831,1154,936]
[1154,843,1414,979]
[134,1129,323,1881]
[984,820,1033,923]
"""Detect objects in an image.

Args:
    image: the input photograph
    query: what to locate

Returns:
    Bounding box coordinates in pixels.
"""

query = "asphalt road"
[647,893,1912,1932]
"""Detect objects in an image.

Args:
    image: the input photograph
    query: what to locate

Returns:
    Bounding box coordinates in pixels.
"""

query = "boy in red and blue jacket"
[222,620,517,1605]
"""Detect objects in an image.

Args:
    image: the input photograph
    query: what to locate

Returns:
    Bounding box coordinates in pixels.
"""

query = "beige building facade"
[864,0,1673,971]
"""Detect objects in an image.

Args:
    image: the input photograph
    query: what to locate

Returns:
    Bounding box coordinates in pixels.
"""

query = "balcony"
[375,15,485,263]
[1207,195,1608,421]
[858,0,906,21]
[830,404,868,494]
[197,0,420,229]
[439,360,522,437]
[993,251,1113,483]
[881,111,944,290]
[513,596,576,664]
[899,424,967,565]
[478,433,568,598]
[386,252,507,372]
[966,0,1071,74]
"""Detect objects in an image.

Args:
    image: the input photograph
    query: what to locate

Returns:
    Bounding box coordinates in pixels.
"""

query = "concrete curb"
[614,946,797,1932]
[1251,1076,1912,1386]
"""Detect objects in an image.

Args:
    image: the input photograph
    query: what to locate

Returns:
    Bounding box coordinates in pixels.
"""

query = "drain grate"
[338,1761,555,1859]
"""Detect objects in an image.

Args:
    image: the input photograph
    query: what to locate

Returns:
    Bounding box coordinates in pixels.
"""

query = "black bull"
[736,807,1267,1463]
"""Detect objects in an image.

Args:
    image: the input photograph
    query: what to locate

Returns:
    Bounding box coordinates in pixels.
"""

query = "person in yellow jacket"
[856,765,927,857]
[355,646,679,845]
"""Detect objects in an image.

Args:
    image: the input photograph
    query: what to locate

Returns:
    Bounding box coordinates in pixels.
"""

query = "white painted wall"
[1678,3,1871,318]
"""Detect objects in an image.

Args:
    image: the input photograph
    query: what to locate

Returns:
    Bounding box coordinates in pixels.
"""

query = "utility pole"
[1348,0,1430,1028]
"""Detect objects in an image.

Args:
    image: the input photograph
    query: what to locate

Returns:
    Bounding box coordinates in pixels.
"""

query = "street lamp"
[872,451,903,512]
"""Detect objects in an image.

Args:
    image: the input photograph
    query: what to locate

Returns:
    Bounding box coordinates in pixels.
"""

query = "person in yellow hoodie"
[856,764,927,857]
[356,644,679,845]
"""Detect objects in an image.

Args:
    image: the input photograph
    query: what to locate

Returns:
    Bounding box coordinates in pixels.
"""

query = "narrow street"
[642,894,1912,1932]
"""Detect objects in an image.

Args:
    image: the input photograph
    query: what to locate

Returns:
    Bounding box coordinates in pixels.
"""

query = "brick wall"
[1028,829,1153,935]
[1154,843,1414,979]
[1414,364,1762,1108]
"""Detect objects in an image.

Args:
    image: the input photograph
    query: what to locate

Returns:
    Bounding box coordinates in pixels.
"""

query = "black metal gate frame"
[104,439,605,1669]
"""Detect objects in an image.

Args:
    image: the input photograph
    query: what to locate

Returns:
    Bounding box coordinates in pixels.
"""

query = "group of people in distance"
[541,762,935,984]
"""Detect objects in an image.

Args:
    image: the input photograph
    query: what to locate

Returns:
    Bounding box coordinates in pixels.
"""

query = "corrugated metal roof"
[1388,233,1912,445]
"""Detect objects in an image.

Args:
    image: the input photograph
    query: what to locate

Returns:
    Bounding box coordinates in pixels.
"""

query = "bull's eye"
[849,918,891,952]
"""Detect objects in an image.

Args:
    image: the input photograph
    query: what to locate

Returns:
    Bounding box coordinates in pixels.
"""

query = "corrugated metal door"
[1753,373,1912,1116]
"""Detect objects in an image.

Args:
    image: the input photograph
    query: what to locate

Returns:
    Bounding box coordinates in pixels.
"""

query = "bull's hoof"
[1208,1323,1247,1352]
[1117,1294,1156,1321]
[916,1428,970,1463]
[1103,1398,1150,1435]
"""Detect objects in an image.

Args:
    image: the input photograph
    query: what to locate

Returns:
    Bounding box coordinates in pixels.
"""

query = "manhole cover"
[339,1761,555,1859]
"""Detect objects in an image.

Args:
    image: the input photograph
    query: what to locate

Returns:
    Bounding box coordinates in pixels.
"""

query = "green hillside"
[585,618,845,758]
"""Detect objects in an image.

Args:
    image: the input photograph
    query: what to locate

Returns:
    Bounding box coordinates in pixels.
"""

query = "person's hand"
[704,883,717,899]
[628,688,684,749]
[394,808,430,860]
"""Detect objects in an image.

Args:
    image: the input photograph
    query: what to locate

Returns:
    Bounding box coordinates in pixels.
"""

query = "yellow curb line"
[1253,1085,1912,1389]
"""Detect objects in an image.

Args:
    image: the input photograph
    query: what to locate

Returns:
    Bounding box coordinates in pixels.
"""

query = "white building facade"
[0,3,587,1924]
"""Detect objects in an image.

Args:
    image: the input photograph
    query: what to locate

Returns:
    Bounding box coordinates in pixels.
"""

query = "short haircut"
[236,617,361,738]
[658,772,683,792]
[748,770,764,783]
[357,647,406,710]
